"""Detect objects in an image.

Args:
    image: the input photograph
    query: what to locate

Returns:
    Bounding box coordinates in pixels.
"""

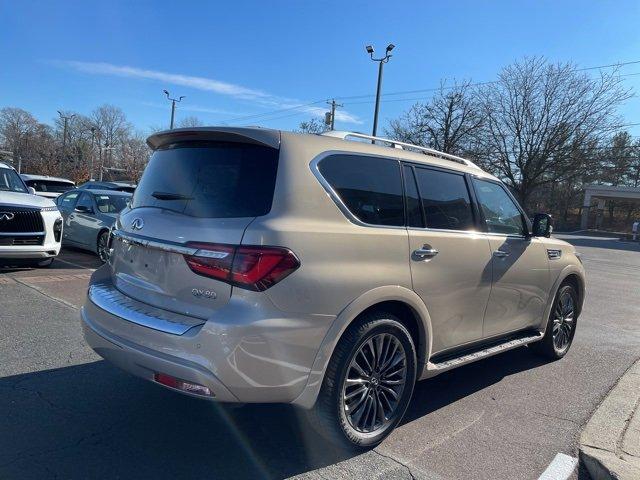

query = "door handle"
[493,250,510,258]
[413,247,439,260]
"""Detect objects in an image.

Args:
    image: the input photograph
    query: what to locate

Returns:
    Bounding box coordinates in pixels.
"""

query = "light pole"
[57,111,75,158]
[366,43,394,138]
[89,127,97,180]
[99,143,115,181]
[163,90,185,129]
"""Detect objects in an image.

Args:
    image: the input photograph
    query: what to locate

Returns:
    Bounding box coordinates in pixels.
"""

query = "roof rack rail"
[320,131,482,170]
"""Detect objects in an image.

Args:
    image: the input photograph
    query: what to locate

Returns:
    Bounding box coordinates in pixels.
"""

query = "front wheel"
[97,231,110,263]
[531,283,579,359]
[309,312,417,449]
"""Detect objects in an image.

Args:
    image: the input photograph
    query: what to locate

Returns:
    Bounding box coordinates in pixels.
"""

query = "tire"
[531,283,579,360]
[97,230,110,263]
[31,257,54,268]
[308,311,417,449]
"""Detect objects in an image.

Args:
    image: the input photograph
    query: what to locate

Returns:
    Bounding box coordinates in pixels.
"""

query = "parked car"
[57,189,131,262]
[77,180,136,193]
[21,174,75,199]
[0,162,63,267]
[81,127,586,448]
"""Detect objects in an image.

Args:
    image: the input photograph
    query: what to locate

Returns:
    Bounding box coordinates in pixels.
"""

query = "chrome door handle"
[493,250,510,258]
[413,247,439,260]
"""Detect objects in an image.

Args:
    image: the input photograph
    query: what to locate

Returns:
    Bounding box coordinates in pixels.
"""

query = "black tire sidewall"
[540,284,578,359]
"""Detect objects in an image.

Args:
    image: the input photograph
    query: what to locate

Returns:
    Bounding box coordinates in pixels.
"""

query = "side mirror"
[28,187,36,195]
[75,205,93,214]
[532,213,553,238]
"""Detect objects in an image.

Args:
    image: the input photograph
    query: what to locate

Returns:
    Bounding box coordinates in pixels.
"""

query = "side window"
[58,191,80,208]
[318,154,404,226]
[472,179,526,235]
[403,165,424,227]
[76,193,94,212]
[414,167,475,231]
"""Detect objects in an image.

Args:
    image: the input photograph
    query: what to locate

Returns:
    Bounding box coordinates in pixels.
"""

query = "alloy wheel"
[341,333,407,434]
[552,290,575,352]
[97,233,110,263]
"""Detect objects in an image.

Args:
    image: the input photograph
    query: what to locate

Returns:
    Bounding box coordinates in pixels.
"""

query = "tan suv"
[81,127,586,448]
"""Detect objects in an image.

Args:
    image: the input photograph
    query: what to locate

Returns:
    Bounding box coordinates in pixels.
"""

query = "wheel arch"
[541,265,586,331]
[292,285,433,409]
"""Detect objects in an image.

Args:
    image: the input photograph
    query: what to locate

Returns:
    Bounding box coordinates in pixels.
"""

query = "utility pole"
[163,90,185,129]
[99,143,115,181]
[89,127,97,180]
[365,44,395,139]
[326,99,343,130]
[57,111,75,158]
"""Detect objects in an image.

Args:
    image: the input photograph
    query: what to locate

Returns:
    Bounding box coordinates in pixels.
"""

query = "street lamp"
[163,90,185,129]
[366,43,395,138]
[57,110,76,157]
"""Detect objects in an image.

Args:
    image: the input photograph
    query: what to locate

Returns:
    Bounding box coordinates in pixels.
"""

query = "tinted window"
[76,193,94,211]
[0,167,27,193]
[473,179,526,235]
[414,167,474,231]
[95,194,130,213]
[25,180,74,193]
[319,155,404,226]
[403,165,424,227]
[58,191,80,208]
[132,142,279,218]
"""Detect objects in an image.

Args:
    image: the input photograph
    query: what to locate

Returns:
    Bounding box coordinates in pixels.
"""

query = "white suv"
[0,162,63,267]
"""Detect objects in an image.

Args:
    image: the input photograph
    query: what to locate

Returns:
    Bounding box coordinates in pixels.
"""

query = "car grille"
[0,235,45,246]
[0,207,45,233]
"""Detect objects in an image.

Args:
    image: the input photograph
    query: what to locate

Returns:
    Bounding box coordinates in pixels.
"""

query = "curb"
[579,359,640,480]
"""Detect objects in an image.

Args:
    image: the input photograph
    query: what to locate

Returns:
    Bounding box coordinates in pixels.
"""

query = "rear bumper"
[81,306,239,402]
[81,265,336,404]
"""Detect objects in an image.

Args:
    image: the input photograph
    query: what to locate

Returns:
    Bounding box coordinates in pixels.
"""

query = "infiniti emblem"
[0,212,15,221]
[131,218,144,231]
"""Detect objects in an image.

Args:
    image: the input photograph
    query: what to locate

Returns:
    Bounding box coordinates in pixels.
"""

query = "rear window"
[132,142,279,218]
[25,180,74,193]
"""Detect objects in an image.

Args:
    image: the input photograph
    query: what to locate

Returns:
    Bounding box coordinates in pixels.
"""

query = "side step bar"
[425,332,544,375]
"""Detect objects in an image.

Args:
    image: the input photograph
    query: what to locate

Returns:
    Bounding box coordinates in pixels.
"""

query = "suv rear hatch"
[109,128,280,320]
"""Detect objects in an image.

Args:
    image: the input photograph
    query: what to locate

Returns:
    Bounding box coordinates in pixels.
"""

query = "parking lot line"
[54,257,97,271]
[537,453,578,480]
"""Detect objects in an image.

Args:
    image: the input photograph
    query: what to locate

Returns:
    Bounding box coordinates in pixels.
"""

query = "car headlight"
[41,206,59,212]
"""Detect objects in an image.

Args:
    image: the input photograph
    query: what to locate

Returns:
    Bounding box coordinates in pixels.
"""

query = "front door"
[471,178,551,338]
[405,165,493,354]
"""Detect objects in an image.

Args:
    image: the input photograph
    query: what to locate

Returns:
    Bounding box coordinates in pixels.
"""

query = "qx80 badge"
[192,288,217,300]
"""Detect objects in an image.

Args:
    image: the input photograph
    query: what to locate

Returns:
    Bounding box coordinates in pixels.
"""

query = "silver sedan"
[57,189,132,262]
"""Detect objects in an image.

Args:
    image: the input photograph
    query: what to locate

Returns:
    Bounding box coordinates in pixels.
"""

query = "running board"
[426,332,544,374]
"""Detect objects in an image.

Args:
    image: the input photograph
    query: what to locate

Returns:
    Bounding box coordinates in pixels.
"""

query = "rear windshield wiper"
[152,191,194,201]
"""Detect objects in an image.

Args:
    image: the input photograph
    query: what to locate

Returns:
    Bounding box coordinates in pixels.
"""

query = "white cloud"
[55,60,363,125]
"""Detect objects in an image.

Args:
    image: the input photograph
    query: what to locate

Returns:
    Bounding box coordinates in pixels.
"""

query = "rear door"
[111,139,280,319]
[471,178,551,337]
[405,165,493,354]
[71,192,99,247]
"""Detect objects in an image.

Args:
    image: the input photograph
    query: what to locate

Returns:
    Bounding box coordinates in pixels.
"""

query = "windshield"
[0,167,28,193]
[25,180,74,194]
[95,194,131,213]
[132,142,279,218]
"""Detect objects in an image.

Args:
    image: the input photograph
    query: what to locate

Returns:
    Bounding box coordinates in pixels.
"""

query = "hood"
[0,190,57,208]
[544,236,575,252]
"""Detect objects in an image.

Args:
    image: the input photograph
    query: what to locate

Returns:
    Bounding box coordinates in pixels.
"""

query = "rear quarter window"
[318,154,404,226]
[132,142,279,218]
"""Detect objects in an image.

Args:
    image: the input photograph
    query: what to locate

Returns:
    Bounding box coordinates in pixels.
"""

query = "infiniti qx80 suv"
[81,127,585,448]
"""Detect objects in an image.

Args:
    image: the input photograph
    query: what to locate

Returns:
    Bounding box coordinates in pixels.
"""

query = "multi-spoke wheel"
[97,231,110,263]
[532,283,579,359]
[342,333,407,434]
[309,312,416,449]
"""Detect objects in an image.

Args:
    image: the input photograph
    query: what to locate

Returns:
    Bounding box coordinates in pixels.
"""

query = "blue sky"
[1,0,640,136]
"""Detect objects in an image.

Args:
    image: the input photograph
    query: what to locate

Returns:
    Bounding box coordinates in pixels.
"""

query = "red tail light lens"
[184,243,300,291]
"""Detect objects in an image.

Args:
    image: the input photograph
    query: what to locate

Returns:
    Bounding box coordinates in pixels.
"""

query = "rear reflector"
[184,243,300,291]
[153,373,213,397]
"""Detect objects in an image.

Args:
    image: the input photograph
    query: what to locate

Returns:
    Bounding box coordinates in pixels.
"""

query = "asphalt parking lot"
[1,236,640,480]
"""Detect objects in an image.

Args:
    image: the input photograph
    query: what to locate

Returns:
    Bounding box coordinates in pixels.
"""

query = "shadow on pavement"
[0,347,550,479]
[557,234,640,252]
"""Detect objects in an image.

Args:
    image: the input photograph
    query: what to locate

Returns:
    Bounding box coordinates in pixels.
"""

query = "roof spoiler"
[146,127,281,150]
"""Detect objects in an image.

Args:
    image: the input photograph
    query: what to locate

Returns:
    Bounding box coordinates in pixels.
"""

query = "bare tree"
[386,81,483,154]
[0,107,39,169]
[178,116,204,128]
[297,117,328,134]
[476,57,632,208]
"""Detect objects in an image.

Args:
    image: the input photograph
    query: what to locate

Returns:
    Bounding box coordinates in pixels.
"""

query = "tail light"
[183,243,300,291]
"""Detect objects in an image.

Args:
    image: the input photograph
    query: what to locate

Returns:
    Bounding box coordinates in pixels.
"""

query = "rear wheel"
[309,311,417,449]
[97,230,110,263]
[531,283,578,359]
